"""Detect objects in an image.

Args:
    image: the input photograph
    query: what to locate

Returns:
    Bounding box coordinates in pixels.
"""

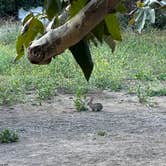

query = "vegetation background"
[0,1,165,165]
[0,0,165,105]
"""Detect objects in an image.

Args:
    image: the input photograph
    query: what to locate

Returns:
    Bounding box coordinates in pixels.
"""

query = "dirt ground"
[0,91,166,166]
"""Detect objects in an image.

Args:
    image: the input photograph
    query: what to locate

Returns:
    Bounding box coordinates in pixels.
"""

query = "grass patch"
[73,87,89,112]
[0,21,165,105]
[0,129,19,143]
[149,89,166,97]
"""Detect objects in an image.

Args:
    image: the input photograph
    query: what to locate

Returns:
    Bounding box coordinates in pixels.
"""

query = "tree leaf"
[69,0,88,18]
[129,17,136,25]
[92,21,105,43]
[69,40,93,81]
[116,3,127,13]
[105,14,122,41]
[23,17,44,47]
[44,0,62,20]
[136,1,145,7]
[22,12,34,25]
[14,35,25,62]
[21,17,34,35]
[14,17,44,62]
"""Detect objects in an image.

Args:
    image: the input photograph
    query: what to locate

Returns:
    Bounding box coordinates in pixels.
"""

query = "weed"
[97,130,107,136]
[73,87,89,112]
[157,73,166,81]
[136,84,149,103]
[0,129,19,143]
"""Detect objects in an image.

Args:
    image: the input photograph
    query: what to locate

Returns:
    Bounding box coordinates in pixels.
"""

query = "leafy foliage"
[15,0,165,80]
[129,0,166,33]
[44,0,62,20]
[15,15,44,62]
[105,14,122,41]
[15,0,125,80]
[69,0,89,18]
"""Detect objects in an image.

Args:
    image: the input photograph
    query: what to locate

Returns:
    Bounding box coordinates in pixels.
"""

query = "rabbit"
[87,97,103,112]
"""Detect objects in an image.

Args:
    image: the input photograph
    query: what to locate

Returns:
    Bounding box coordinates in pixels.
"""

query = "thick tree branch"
[28,0,120,64]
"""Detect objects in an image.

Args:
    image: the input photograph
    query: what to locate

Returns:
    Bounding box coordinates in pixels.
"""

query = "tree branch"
[28,0,120,64]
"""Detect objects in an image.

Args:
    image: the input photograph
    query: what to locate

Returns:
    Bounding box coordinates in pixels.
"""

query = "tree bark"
[28,0,120,64]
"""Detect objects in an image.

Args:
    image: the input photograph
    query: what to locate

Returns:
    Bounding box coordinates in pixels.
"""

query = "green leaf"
[15,35,25,62]
[69,40,93,81]
[21,17,34,35]
[116,3,127,13]
[23,17,44,47]
[44,0,62,20]
[69,0,88,18]
[92,21,105,43]
[22,12,34,25]
[105,14,122,41]
[14,17,44,62]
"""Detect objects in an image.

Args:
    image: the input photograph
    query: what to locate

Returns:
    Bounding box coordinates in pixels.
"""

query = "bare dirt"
[0,91,166,166]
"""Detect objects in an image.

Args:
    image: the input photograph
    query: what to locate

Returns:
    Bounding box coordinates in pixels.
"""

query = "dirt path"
[0,91,166,166]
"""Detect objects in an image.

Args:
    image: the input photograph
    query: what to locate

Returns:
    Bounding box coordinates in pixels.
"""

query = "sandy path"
[0,91,166,166]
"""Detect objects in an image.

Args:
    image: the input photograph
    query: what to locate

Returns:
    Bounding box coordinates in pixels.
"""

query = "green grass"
[0,129,18,143]
[73,87,89,112]
[0,21,165,105]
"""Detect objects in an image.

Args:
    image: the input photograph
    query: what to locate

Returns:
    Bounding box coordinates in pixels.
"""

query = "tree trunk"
[28,0,120,64]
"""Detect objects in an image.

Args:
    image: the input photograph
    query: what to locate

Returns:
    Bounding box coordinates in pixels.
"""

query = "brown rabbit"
[87,97,103,112]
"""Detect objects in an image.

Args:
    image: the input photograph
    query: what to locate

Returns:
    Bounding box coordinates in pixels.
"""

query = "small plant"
[73,88,88,112]
[148,88,166,97]
[97,130,107,136]
[36,79,56,105]
[136,84,149,103]
[0,129,19,143]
